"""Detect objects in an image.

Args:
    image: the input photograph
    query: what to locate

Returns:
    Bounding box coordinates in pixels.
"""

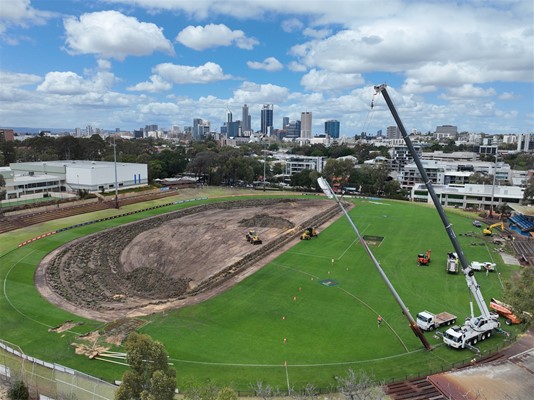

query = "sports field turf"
[0,192,523,391]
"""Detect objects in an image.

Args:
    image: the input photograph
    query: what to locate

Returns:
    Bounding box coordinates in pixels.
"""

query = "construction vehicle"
[417,249,431,266]
[300,227,318,240]
[416,311,457,331]
[483,221,504,236]
[446,252,459,274]
[375,84,501,350]
[246,230,262,245]
[470,261,495,272]
[489,298,529,325]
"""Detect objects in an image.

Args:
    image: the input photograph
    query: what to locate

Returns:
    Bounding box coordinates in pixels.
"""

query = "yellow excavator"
[483,221,504,236]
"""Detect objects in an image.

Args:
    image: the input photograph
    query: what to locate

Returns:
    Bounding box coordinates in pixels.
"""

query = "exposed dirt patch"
[48,320,84,333]
[36,198,343,321]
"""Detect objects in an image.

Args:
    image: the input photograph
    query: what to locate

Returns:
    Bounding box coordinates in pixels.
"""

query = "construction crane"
[317,177,432,351]
[374,84,500,349]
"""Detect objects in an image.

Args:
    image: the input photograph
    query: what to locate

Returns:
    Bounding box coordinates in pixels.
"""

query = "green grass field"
[0,190,523,391]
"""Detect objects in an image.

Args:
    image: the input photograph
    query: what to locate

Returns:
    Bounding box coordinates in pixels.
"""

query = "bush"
[8,379,29,400]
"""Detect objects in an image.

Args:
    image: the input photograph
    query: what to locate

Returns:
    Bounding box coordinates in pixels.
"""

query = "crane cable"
[360,90,380,136]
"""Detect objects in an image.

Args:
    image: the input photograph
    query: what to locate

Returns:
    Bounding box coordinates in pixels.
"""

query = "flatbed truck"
[416,311,457,331]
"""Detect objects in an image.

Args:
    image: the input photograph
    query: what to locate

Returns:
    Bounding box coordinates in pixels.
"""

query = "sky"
[0,0,533,137]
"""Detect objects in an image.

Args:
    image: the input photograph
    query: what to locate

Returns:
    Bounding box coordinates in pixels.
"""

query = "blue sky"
[0,0,533,137]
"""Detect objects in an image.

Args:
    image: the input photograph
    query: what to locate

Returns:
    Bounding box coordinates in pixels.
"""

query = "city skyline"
[0,0,533,136]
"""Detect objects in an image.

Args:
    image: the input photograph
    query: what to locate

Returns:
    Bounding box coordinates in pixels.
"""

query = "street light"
[489,147,498,218]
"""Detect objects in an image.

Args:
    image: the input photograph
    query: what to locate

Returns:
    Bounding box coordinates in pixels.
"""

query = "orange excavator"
[417,249,431,266]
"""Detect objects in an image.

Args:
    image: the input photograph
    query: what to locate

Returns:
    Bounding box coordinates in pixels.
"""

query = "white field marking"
[2,249,52,328]
[337,287,408,353]
[369,201,390,205]
[167,347,425,368]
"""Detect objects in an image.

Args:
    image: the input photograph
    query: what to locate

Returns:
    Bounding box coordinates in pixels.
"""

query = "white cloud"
[0,70,41,89]
[176,23,258,51]
[63,11,174,60]
[0,0,53,34]
[498,92,519,101]
[36,70,117,95]
[303,27,331,39]
[401,78,437,94]
[247,57,283,72]
[300,69,364,91]
[232,81,289,104]
[127,75,172,92]
[155,62,232,84]
[281,18,303,33]
[287,61,307,72]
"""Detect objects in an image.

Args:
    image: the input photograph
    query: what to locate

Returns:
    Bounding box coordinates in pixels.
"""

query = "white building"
[285,155,325,175]
[2,160,148,200]
[411,183,523,210]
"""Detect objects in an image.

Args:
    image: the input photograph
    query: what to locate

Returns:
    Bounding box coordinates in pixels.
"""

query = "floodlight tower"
[317,177,431,350]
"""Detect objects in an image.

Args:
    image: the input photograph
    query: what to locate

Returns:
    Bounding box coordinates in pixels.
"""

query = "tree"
[503,267,534,328]
[115,332,176,400]
[7,379,29,400]
[337,369,386,400]
[216,387,238,400]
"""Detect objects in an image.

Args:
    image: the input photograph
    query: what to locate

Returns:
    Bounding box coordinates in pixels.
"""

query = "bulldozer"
[246,230,262,245]
[300,227,319,240]
[417,249,431,266]
[483,221,504,236]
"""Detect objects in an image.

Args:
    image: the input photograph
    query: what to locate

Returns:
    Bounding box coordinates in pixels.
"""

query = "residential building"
[387,126,401,139]
[435,125,458,140]
[517,133,534,152]
[390,144,422,172]
[0,128,14,141]
[285,155,326,176]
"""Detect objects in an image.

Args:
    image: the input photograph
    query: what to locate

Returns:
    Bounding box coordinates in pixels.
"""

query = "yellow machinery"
[246,230,262,245]
[483,221,504,236]
[300,227,318,240]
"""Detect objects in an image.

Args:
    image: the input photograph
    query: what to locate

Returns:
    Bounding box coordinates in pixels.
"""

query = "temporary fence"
[0,340,117,400]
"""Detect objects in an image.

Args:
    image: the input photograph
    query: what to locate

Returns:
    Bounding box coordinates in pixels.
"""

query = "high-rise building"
[227,109,232,123]
[193,119,203,140]
[282,117,289,130]
[324,120,340,138]
[300,111,312,138]
[286,120,301,138]
[261,104,273,135]
[387,126,401,139]
[242,104,250,132]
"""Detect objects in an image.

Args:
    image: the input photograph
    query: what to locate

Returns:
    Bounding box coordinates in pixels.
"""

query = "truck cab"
[416,311,434,330]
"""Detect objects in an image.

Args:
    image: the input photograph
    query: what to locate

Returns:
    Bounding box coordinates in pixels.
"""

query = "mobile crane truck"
[375,84,502,350]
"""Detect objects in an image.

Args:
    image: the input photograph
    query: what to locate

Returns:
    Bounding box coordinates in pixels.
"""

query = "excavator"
[417,249,431,266]
[483,221,504,236]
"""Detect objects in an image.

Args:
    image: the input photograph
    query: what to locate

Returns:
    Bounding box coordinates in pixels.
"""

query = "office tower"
[282,117,289,129]
[261,104,273,135]
[286,120,301,137]
[300,111,312,138]
[227,108,232,123]
[242,104,250,132]
[325,120,340,139]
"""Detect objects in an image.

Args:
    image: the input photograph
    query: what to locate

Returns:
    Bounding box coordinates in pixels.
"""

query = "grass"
[0,190,524,392]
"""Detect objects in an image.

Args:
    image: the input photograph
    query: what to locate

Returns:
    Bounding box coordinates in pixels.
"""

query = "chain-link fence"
[0,340,117,400]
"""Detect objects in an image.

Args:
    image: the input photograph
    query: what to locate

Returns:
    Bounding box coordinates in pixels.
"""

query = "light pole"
[489,148,498,218]
[263,149,267,192]
[113,136,119,209]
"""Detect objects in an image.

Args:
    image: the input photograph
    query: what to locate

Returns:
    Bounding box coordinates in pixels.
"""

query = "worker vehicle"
[470,261,496,272]
[375,84,502,351]
[416,311,457,331]
[472,220,482,228]
[300,227,319,240]
[417,249,431,266]
[246,230,262,245]
[446,252,459,274]
[489,298,526,325]
[483,222,504,236]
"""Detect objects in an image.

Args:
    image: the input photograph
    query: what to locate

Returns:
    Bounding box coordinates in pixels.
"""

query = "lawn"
[0,191,523,392]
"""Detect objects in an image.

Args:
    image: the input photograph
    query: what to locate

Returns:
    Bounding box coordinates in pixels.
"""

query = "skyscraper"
[282,117,289,130]
[300,111,312,138]
[325,120,340,138]
[242,104,250,132]
[261,104,273,135]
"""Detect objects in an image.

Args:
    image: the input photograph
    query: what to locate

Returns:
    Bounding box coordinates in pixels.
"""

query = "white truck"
[470,261,495,272]
[416,311,457,331]
[446,252,459,274]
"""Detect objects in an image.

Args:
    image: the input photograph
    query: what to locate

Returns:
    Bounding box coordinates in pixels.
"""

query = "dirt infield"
[35,198,342,322]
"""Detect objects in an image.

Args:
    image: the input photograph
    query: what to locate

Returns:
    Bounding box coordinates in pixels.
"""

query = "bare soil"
[35,198,342,322]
